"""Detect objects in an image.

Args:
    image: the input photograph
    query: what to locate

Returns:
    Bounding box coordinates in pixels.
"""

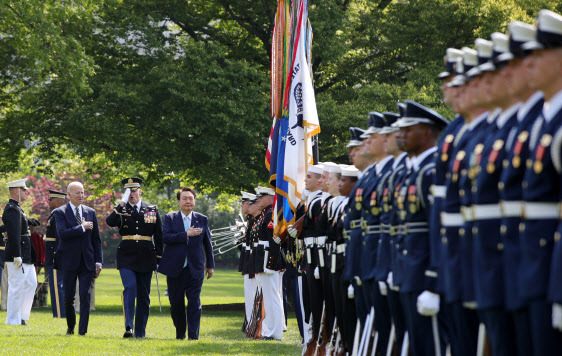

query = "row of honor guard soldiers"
[238,8,562,356]
[237,187,286,341]
[1,176,162,339]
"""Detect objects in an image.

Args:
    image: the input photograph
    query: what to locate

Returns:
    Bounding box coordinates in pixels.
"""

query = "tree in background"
[2,0,561,192]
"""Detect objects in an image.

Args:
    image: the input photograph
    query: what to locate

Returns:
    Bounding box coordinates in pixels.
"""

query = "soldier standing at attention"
[106,177,163,338]
[45,189,67,318]
[3,178,37,326]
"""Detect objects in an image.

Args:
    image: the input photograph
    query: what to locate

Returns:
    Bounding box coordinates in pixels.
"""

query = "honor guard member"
[0,222,5,286]
[470,30,529,356]
[45,189,67,318]
[331,166,359,353]
[493,21,544,356]
[3,178,37,326]
[343,121,378,327]
[240,191,257,330]
[440,45,492,356]
[517,10,562,355]
[359,111,395,353]
[392,100,449,356]
[291,163,325,350]
[314,163,337,348]
[429,47,465,299]
[375,109,410,355]
[253,186,285,340]
[106,177,163,338]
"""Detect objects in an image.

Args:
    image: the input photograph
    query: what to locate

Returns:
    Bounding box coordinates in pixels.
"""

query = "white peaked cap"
[6,178,28,189]
[341,166,359,177]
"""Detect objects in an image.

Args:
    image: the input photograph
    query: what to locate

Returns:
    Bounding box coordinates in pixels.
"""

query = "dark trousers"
[284,272,304,340]
[119,268,152,338]
[320,266,335,336]
[364,279,392,355]
[353,279,369,326]
[528,298,562,356]
[63,257,94,334]
[448,302,479,356]
[399,291,448,356]
[478,307,516,356]
[333,269,357,352]
[167,266,204,340]
[509,307,532,356]
[305,266,324,336]
[386,289,406,354]
[48,265,66,318]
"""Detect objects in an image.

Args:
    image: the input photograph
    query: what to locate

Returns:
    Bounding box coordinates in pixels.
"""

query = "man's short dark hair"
[177,187,197,200]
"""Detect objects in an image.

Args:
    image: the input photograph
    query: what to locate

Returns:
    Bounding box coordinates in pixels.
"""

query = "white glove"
[288,226,297,238]
[314,266,320,280]
[552,303,562,331]
[273,236,281,244]
[387,272,399,291]
[378,281,388,296]
[14,257,22,269]
[354,276,362,286]
[417,290,440,316]
[347,284,355,299]
[121,188,131,203]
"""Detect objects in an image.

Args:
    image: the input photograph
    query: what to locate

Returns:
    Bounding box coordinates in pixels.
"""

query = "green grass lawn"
[0,268,302,355]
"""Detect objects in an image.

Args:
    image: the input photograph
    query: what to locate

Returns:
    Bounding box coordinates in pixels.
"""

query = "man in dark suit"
[54,181,103,335]
[158,187,215,340]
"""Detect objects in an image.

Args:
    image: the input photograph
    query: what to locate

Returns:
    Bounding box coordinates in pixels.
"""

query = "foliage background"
[1,1,562,261]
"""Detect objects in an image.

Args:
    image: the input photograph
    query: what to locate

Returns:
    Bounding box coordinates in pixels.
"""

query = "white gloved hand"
[121,188,131,204]
[273,236,281,244]
[314,266,320,280]
[552,303,562,331]
[14,257,22,269]
[378,281,388,296]
[417,290,440,316]
[288,226,297,238]
[387,272,399,291]
[347,284,355,299]
[354,276,362,286]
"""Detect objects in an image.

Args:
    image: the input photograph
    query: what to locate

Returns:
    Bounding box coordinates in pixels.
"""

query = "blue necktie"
[183,215,190,267]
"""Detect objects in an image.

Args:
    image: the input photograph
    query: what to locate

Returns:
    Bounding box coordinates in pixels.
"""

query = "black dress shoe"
[123,327,133,338]
[176,335,186,340]
[66,329,74,335]
[188,337,198,341]
[21,320,27,326]
[78,332,86,336]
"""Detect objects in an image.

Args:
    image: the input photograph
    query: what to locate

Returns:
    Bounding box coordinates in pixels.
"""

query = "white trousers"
[1,266,8,310]
[6,262,37,325]
[256,271,285,340]
[244,275,257,322]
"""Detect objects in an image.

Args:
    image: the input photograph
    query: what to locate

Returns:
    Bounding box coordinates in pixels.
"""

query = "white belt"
[350,219,363,229]
[432,185,446,198]
[317,236,327,245]
[304,237,315,245]
[500,201,523,218]
[242,243,246,248]
[523,202,559,219]
[258,240,269,247]
[365,225,382,234]
[336,244,347,253]
[441,212,464,227]
[473,204,502,220]
[253,242,258,248]
[245,246,251,251]
[461,206,474,221]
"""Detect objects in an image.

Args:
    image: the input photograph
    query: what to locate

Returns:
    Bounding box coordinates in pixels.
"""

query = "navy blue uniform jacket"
[158,211,215,279]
